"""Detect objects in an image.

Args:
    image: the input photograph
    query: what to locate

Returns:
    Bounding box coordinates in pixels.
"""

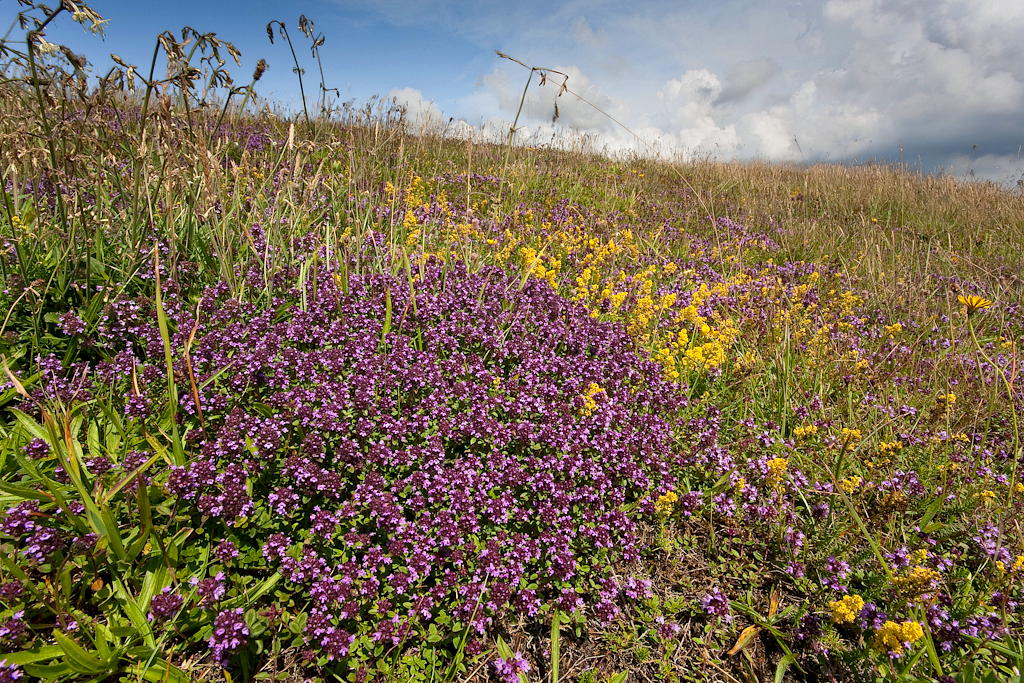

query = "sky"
[21,0,1024,184]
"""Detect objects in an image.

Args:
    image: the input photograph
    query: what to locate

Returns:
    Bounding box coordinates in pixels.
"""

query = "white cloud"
[942,153,1024,185]
[369,0,1024,180]
[717,59,780,104]
[388,87,478,139]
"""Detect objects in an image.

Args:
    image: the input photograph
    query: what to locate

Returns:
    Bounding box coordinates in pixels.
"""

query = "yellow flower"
[580,383,604,416]
[839,476,862,494]
[873,621,924,655]
[894,566,941,595]
[794,424,819,439]
[878,441,903,455]
[766,458,789,487]
[654,490,679,515]
[958,294,993,315]
[839,428,862,450]
[997,554,1024,575]
[829,594,864,624]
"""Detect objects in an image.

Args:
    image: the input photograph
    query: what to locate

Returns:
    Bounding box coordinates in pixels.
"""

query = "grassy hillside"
[1,5,1024,682]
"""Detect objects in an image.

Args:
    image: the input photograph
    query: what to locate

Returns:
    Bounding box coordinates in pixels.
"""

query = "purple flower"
[0,582,23,603]
[208,608,249,665]
[820,556,850,591]
[215,540,239,563]
[22,527,62,564]
[493,652,530,683]
[859,602,887,630]
[267,486,300,516]
[0,502,38,538]
[262,533,291,562]
[0,611,27,646]
[86,456,113,474]
[0,660,24,681]
[193,572,227,607]
[124,394,150,419]
[23,439,49,459]
[149,588,184,622]
[57,311,86,336]
[702,589,732,624]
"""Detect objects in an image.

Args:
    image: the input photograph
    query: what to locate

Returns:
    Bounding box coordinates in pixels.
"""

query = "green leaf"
[10,408,49,442]
[774,653,797,683]
[550,610,561,683]
[24,661,76,678]
[496,636,514,660]
[53,630,109,675]
[139,562,169,614]
[0,481,51,501]
[382,287,393,340]
[222,571,281,609]
[112,577,156,648]
[0,644,63,665]
[0,372,40,408]
[103,451,160,504]
[137,659,192,683]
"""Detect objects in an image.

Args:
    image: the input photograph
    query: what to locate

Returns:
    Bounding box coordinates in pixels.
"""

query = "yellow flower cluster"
[732,350,759,374]
[828,594,864,624]
[838,428,862,450]
[765,458,789,487]
[839,475,862,494]
[894,566,941,596]
[995,555,1024,574]
[883,322,904,336]
[580,382,604,416]
[519,246,561,289]
[654,490,679,515]
[878,441,903,455]
[873,621,924,655]
[794,424,818,439]
[8,213,35,240]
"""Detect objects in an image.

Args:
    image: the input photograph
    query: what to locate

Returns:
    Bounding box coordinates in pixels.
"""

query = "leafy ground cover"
[1,4,1024,682]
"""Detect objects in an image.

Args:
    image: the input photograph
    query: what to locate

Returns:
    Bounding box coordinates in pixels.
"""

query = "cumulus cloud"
[368,0,1023,181]
[388,87,479,138]
[481,64,625,132]
[943,153,1024,187]
[717,59,779,104]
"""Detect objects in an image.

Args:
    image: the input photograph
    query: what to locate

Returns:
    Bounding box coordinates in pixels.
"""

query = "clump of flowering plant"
[1,251,684,676]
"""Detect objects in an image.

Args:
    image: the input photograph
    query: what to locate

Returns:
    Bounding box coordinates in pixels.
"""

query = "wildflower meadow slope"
[1,5,1024,682]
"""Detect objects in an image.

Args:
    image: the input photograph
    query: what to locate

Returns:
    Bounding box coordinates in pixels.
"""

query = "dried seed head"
[253,59,267,82]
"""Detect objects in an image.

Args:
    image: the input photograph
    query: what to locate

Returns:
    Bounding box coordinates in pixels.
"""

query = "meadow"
[1,4,1024,682]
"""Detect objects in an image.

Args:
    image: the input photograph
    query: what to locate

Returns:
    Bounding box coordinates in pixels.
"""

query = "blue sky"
[19,0,1024,183]
[38,0,490,114]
